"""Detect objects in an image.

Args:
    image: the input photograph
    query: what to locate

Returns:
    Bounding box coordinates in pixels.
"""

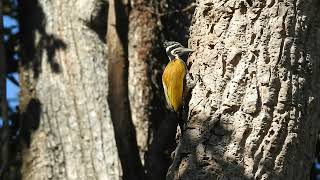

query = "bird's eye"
[171,49,178,55]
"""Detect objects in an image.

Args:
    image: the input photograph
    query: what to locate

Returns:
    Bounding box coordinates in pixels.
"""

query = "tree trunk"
[168,0,320,179]
[128,0,157,165]
[128,2,174,178]
[0,1,9,177]
[19,0,121,179]
[107,0,146,179]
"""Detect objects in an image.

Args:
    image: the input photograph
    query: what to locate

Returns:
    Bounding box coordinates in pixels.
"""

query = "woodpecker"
[162,41,193,128]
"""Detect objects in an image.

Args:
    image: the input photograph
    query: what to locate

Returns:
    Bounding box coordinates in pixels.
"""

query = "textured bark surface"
[107,0,146,179]
[168,0,320,179]
[128,0,157,164]
[19,0,121,179]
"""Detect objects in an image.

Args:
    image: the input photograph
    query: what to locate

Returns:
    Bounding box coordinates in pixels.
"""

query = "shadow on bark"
[146,111,177,180]
[166,116,252,180]
[19,0,66,79]
[166,86,252,179]
[20,98,41,147]
[84,0,108,43]
[0,98,41,179]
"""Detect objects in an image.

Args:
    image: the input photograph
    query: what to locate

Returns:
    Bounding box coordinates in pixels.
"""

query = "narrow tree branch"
[0,1,10,178]
[6,74,19,87]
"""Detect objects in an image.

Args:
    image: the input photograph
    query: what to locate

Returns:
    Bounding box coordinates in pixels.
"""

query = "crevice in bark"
[252,75,281,175]
[107,0,145,179]
[20,98,41,147]
[84,0,108,43]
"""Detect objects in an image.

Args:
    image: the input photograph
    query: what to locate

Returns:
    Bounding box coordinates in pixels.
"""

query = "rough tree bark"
[168,0,320,179]
[128,0,158,164]
[19,0,121,179]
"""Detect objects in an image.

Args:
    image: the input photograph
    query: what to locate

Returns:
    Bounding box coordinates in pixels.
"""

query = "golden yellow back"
[162,58,186,112]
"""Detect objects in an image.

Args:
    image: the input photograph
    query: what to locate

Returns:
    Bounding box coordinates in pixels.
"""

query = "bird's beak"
[182,48,194,53]
[180,48,194,55]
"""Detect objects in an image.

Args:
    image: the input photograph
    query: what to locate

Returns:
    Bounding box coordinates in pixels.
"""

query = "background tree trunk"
[168,0,320,179]
[19,0,121,179]
[0,1,9,177]
[128,0,157,165]
[107,0,146,179]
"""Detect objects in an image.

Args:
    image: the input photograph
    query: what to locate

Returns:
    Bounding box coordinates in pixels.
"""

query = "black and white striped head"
[163,41,194,60]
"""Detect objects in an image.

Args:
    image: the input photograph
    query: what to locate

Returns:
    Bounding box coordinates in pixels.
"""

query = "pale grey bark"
[19,0,121,179]
[168,0,320,179]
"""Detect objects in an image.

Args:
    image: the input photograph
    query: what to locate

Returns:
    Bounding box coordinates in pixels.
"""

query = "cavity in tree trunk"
[19,0,121,179]
[168,0,320,179]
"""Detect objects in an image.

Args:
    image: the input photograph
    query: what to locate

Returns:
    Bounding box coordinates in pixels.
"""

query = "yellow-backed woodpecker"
[162,41,193,113]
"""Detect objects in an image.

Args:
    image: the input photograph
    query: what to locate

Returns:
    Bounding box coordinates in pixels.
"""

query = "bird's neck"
[169,55,180,61]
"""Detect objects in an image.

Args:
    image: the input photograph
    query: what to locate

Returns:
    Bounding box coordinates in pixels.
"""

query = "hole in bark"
[260,28,264,36]
[265,55,270,64]
[208,43,215,49]
[269,129,275,135]
[239,1,247,14]
[209,25,214,34]
[203,7,213,17]
[197,39,200,46]
[206,90,212,98]
[211,121,227,136]
[199,161,210,167]
[250,33,256,44]
[246,0,253,7]
[204,2,214,6]
[203,156,210,161]
[230,53,242,66]
[51,62,61,73]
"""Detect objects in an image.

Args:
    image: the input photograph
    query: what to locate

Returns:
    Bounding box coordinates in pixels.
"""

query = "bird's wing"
[162,59,187,112]
[162,80,174,111]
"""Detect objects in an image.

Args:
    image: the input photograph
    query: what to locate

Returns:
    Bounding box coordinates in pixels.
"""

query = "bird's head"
[163,41,194,60]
